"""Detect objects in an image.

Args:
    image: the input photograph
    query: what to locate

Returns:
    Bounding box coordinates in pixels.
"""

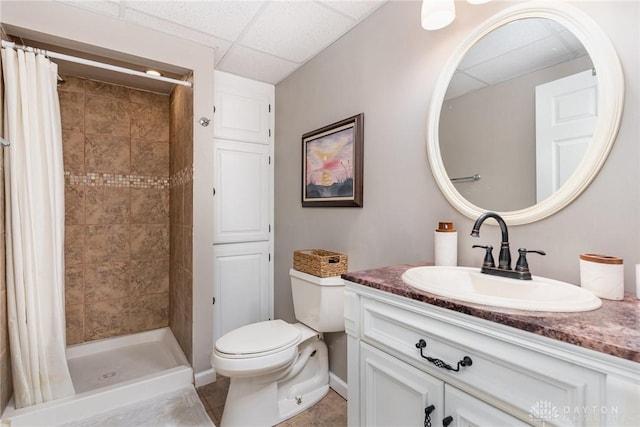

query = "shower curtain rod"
[1,40,192,88]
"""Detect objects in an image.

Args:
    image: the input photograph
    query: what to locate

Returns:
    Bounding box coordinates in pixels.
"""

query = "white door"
[443,385,530,426]
[361,343,444,427]
[214,71,271,144]
[213,241,271,341]
[535,69,597,202]
[213,139,270,243]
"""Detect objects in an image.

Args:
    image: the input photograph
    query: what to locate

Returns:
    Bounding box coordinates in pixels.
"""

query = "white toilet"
[211,268,345,426]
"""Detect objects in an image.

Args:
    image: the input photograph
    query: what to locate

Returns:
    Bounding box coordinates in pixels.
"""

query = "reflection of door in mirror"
[439,18,593,212]
[535,69,597,203]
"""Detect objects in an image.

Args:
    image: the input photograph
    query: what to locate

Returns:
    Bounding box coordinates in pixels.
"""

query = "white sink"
[401,266,602,312]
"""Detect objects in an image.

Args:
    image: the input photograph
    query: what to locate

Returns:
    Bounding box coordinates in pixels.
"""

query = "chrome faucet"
[471,212,545,280]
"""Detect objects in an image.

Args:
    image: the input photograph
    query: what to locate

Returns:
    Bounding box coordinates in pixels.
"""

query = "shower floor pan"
[1,327,193,426]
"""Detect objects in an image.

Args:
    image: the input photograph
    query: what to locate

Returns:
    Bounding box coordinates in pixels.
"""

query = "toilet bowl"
[213,320,311,378]
[211,269,344,426]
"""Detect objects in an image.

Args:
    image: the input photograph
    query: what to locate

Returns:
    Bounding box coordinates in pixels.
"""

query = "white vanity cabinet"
[359,341,526,426]
[345,282,640,426]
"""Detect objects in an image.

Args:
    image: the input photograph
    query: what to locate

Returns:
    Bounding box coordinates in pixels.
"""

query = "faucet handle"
[472,245,495,268]
[515,248,546,273]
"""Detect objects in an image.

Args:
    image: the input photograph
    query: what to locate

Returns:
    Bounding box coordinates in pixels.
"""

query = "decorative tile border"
[170,165,194,188]
[65,166,193,189]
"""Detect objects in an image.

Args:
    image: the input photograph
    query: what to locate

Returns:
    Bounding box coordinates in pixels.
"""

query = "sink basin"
[401,266,602,312]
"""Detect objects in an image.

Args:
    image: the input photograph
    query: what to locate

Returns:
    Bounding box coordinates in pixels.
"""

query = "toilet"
[211,268,345,426]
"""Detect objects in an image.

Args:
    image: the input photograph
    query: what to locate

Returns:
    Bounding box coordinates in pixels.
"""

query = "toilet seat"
[212,320,304,378]
[215,319,302,359]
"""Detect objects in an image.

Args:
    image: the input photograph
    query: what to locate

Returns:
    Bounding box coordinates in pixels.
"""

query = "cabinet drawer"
[361,297,604,426]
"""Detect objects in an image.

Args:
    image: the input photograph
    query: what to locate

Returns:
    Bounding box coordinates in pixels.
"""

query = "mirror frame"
[427,1,624,225]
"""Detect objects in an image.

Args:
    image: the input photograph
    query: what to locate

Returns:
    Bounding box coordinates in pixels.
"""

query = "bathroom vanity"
[344,264,640,427]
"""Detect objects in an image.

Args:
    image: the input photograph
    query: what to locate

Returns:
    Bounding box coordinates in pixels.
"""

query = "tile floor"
[197,376,347,426]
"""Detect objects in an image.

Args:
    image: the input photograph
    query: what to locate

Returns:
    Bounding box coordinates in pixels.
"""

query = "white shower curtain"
[1,47,75,408]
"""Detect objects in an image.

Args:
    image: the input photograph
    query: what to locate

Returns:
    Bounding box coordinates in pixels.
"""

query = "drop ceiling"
[4,1,590,95]
[445,17,589,100]
[56,0,387,87]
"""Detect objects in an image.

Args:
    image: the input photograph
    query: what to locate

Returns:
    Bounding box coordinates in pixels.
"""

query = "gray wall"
[441,56,593,211]
[275,1,639,383]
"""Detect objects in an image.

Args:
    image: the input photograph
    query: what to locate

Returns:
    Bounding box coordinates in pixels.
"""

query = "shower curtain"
[1,47,75,408]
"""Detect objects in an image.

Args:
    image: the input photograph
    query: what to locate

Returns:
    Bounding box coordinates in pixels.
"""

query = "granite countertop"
[343,264,640,363]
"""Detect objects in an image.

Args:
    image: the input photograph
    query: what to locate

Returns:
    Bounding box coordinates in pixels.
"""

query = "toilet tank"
[290,268,345,332]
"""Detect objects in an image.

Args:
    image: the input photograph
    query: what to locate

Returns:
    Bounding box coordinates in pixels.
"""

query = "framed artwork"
[301,113,364,207]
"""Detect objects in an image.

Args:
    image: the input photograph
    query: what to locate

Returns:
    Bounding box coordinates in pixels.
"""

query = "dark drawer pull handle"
[424,404,435,427]
[415,339,473,372]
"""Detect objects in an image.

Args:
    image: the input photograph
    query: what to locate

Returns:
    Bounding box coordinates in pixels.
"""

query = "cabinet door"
[214,71,271,144]
[443,385,530,427]
[361,343,444,427]
[213,242,271,341]
[213,139,270,243]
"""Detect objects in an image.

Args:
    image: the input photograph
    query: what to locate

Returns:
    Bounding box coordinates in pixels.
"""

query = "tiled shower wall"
[60,76,171,344]
[168,81,194,363]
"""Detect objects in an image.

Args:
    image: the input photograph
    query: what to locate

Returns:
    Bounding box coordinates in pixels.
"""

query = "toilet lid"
[216,319,302,356]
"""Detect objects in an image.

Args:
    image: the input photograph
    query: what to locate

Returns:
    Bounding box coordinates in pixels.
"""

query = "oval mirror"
[427,2,624,225]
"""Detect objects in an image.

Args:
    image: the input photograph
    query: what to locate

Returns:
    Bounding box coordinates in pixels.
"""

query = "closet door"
[213,242,271,340]
[214,71,271,144]
[213,138,270,244]
[212,70,274,347]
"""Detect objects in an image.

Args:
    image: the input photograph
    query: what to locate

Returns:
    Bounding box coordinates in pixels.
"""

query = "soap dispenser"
[434,221,457,266]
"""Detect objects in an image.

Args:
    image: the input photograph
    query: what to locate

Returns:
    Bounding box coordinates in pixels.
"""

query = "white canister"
[434,221,457,266]
[579,253,624,300]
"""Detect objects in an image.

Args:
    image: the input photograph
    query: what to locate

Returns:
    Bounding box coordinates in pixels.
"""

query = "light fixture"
[421,0,456,31]
[145,69,162,77]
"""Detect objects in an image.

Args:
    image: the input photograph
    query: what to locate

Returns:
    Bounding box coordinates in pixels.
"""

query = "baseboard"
[329,371,348,400]
[194,367,216,388]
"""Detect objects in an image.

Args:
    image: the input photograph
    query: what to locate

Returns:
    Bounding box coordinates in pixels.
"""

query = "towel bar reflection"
[0,137,10,147]
[450,174,480,183]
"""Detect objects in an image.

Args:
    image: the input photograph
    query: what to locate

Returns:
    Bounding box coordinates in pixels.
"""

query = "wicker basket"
[293,249,347,278]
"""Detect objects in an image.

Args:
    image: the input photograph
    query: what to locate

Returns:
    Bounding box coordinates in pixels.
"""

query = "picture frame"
[301,113,364,207]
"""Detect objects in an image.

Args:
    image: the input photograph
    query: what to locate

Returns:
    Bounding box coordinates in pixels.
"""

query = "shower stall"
[0,28,213,423]
[0,3,216,420]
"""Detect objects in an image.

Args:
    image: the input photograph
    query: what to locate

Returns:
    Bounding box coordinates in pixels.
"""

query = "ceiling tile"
[213,39,234,67]
[218,44,300,84]
[320,0,385,20]
[465,36,583,85]
[58,0,122,17]
[121,7,221,47]
[459,19,551,70]
[445,72,487,100]
[121,0,266,41]
[556,29,587,54]
[239,1,355,63]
